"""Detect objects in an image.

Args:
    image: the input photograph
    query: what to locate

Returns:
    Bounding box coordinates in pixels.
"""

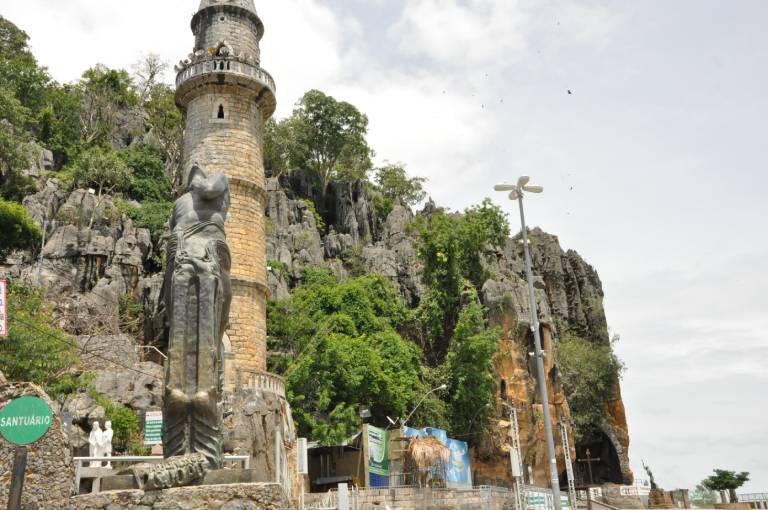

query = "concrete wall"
[305,486,516,510]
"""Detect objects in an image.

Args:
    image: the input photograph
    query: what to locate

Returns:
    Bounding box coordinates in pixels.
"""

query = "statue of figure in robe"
[88,422,103,467]
[161,165,232,469]
[100,420,114,468]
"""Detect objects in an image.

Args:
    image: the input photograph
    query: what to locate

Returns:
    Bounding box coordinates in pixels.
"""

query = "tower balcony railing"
[235,368,286,397]
[176,56,276,96]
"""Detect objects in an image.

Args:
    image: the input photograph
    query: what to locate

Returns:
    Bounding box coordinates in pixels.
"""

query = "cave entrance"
[563,430,623,486]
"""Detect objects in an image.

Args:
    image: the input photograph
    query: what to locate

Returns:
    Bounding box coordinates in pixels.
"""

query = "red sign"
[0,280,7,337]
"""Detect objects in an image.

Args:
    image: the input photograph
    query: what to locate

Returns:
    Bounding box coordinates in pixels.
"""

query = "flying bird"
[567,89,573,95]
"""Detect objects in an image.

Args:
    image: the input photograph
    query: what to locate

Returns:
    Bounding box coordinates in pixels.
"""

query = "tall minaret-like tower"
[175,0,275,377]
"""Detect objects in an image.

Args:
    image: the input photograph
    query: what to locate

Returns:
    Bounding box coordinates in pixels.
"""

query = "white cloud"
[389,0,531,67]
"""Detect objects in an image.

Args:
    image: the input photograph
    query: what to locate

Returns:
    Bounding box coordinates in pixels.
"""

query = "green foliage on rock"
[268,269,425,444]
[0,283,84,399]
[0,198,41,258]
[90,391,140,453]
[374,163,427,209]
[69,146,132,196]
[556,331,625,440]
[119,144,172,203]
[410,199,509,357]
[445,287,499,442]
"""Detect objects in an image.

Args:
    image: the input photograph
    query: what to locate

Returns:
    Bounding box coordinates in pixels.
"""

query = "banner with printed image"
[367,425,389,487]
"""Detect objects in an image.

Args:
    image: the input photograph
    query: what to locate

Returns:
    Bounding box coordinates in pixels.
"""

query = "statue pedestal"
[71,482,289,509]
[648,488,675,509]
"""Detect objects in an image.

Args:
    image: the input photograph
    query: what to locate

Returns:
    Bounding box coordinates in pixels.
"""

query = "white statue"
[100,421,114,469]
[88,422,103,467]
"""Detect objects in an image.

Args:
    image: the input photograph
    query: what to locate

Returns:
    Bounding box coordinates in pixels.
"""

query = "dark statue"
[161,165,232,469]
[642,459,658,490]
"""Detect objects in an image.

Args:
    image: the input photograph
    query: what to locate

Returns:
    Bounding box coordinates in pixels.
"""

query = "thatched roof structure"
[406,436,450,470]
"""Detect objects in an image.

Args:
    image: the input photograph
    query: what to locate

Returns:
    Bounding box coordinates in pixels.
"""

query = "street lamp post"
[402,384,447,428]
[495,177,562,510]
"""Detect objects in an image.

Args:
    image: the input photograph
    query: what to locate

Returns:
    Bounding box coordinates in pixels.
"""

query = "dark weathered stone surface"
[163,166,232,468]
[0,382,73,510]
[71,482,288,510]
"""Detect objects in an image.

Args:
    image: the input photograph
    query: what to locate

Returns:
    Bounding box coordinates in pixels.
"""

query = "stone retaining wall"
[71,482,288,510]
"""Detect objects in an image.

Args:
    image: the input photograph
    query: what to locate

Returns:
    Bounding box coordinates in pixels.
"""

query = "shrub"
[0,197,41,258]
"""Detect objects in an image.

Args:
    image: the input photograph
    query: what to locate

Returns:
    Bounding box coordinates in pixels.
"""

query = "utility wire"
[9,316,162,381]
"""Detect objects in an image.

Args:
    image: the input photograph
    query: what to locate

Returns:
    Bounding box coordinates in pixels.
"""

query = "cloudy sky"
[3,0,766,493]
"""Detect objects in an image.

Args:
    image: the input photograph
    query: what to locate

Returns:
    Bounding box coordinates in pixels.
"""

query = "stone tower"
[175,0,275,378]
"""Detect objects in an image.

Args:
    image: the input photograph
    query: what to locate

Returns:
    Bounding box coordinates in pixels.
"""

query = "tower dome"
[197,0,257,14]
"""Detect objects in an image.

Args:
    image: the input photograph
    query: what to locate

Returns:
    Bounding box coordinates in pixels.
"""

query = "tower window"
[217,104,225,119]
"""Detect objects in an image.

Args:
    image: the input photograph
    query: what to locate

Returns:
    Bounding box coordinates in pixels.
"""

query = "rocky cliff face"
[2,163,631,485]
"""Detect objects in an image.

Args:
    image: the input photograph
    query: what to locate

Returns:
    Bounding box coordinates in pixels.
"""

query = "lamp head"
[517,176,530,188]
[494,184,516,192]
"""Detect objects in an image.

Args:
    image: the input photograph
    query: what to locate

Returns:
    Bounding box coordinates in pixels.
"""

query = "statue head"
[105,421,112,430]
[92,421,102,431]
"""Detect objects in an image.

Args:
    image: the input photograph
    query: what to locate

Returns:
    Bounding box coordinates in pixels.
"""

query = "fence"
[739,494,768,510]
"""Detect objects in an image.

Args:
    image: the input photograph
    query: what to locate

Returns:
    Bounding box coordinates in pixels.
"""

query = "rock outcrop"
[1,167,631,486]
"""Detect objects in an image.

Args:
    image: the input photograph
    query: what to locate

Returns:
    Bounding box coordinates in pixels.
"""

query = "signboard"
[0,279,7,337]
[297,437,308,475]
[366,425,389,487]
[445,437,472,488]
[0,396,53,445]
[143,411,163,445]
[525,490,571,510]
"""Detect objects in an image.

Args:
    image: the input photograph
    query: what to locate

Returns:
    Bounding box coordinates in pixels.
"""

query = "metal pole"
[7,446,27,510]
[517,195,562,510]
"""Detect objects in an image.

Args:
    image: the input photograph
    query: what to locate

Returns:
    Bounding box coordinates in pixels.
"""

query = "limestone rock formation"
[1,164,631,487]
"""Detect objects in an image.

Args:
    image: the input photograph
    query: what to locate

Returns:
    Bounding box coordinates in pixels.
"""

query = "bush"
[0,198,41,258]
[556,331,625,440]
[119,144,172,203]
[0,283,84,399]
[268,270,425,443]
[121,198,172,240]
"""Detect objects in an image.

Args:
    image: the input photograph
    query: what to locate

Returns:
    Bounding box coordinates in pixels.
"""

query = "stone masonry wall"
[180,86,269,373]
[194,6,262,62]
[0,383,74,510]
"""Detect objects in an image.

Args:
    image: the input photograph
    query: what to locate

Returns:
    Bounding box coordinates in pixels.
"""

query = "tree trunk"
[720,491,727,504]
[729,488,738,503]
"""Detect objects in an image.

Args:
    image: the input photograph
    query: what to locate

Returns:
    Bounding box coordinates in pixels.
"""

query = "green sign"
[144,411,163,446]
[367,424,389,484]
[0,396,53,445]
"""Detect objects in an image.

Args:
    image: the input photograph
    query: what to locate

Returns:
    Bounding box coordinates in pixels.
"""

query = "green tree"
[268,270,426,444]
[556,331,625,440]
[69,146,133,226]
[702,470,750,504]
[0,197,41,258]
[0,85,35,202]
[144,83,183,177]
[691,484,717,508]
[374,163,427,206]
[445,287,499,445]
[119,144,172,203]
[36,83,84,167]
[0,283,83,398]
[0,16,50,116]
[78,66,138,147]
[263,117,297,178]
[286,89,372,193]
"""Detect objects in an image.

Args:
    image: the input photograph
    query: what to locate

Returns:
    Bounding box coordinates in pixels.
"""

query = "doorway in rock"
[566,430,623,486]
